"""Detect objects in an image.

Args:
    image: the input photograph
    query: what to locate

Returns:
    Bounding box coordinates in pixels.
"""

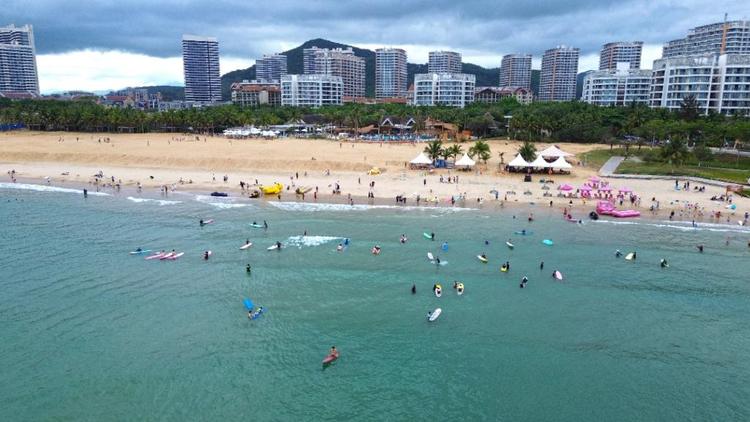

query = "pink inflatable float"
[596,201,640,218]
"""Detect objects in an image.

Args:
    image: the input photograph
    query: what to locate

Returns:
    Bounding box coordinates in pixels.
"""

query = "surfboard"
[243,298,254,311]
[322,353,338,365]
[249,223,263,228]
[553,270,563,280]
[428,308,442,322]
[514,231,533,235]
[542,239,554,246]
[423,232,433,239]
[250,307,265,320]
[500,266,508,272]
[129,249,151,255]
[506,241,514,249]
[625,252,635,260]
[201,219,214,225]
[240,242,253,250]
[267,244,281,251]
[456,283,464,295]
[434,287,442,297]
[477,255,488,263]
[427,252,435,261]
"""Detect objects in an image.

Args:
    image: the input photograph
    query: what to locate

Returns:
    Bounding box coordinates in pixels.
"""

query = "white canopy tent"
[410,152,433,165]
[529,155,553,168]
[454,153,476,168]
[507,154,531,168]
[539,145,573,159]
[550,156,573,169]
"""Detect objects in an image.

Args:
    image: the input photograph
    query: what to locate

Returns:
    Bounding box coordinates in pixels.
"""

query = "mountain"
[220,38,506,100]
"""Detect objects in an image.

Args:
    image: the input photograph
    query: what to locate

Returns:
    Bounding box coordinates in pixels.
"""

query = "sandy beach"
[1,130,748,224]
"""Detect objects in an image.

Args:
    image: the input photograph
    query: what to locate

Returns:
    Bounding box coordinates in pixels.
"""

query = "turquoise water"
[1,184,749,421]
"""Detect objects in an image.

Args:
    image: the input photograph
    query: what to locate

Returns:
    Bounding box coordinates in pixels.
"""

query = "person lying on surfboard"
[329,346,339,358]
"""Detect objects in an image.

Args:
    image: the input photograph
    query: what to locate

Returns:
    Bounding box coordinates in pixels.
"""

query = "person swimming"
[276,241,282,250]
[411,284,416,294]
[430,232,435,241]
[246,264,252,273]
[505,261,510,270]
[203,251,210,260]
[337,243,343,251]
[520,276,528,288]
[484,240,490,245]
[697,244,704,253]
[263,220,268,229]
[615,250,623,257]
[660,259,668,268]
[199,219,204,227]
[540,261,544,270]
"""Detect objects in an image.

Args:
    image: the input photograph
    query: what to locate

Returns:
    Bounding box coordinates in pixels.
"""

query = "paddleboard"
[165,252,184,260]
[456,283,464,295]
[201,219,214,225]
[477,255,488,263]
[240,242,253,250]
[553,270,563,280]
[514,231,533,235]
[500,266,508,272]
[129,249,151,255]
[145,252,165,260]
[542,239,554,246]
[322,353,338,365]
[428,308,442,322]
[423,232,433,239]
[249,223,263,228]
[267,244,281,251]
[506,241,514,249]
[434,286,442,297]
[625,252,635,260]
[427,252,435,261]
[159,252,176,260]
[243,298,254,311]
[441,243,449,251]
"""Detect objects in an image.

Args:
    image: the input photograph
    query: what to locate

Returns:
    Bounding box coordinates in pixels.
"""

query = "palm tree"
[444,144,463,162]
[518,141,536,162]
[424,140,444,163]
[468,140,491,164]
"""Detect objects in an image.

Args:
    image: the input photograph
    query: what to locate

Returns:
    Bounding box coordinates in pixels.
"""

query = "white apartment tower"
[255,54,287,82]
[182,35,221,103]
[0,24,39,95]
[428,51,462,74]
[413,73,476,107]
[539,46,580,101]
[499,54,532,90]
[581,64,652,106]
[303,47,365,98]
[375,48,408,98]
[280,74,343,107]
[599,42,643,71]
[663,20,750,57]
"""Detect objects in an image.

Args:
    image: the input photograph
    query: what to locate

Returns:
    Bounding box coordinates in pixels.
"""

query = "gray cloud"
[2,0,749,61]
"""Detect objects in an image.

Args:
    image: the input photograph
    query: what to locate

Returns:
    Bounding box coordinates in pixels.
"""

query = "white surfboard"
[625,252,635,260]
[428,308,442,322]
[477,255,488,263]
[434,288,442,297]
[267,244,281,251]
[553,271,563,280]
[457,284,464,295]
[506,241,514,249]
[427,252,435,261]
[240,242,253,250]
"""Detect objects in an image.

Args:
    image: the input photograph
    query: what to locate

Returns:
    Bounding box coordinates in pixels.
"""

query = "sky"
[2,0,749,93]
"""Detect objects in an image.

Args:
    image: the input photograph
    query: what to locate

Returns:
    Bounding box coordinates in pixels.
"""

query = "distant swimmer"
[199,219,205,227]
[430,232,435,241]
[540,261,544,270]
[83,188,88,198]
[660,259,669,268]
[337,243,344,252]
[485,240,490,245]
[344,238,350,246]
[246,264,252,274]
[615,250,623,258]
[505,261,510,271]
[276,241,282,250]
[400,234,407,244]
[203,251,210,260]
[411,284,416,294]
[263,220,268,229]
[697,244,704,253]
[520,276,528,288]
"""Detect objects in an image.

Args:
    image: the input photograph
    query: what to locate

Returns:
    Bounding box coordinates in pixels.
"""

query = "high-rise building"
[303,47,365,98]
[0,24,39,95]
[649,54,750,115]
[413,73,475,107]
[375,48,408,98]
[499,54,532,89]
[663,20,750,57]
[428,51,462,74]
[255,54,287,82]
[182,35,221,103]
[280,74,343,107]
[599,42,643,71]
[581,63,652,106]
[539,46,579,101]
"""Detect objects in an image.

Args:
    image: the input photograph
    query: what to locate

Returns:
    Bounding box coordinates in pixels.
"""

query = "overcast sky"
[2,0,749,93]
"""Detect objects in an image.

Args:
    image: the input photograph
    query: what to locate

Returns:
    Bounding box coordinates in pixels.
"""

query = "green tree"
[679,95,700,121]
[468,140,491,164]
[443,144,463,162]
[423,140,444,162]
[661,139,690,169]
[518,141,537,162]
[692,143,713,166]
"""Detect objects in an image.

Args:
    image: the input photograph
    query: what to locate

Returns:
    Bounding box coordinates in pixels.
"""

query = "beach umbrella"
[558,183,574,191]
[599,186,612,191]
[579,185,592,191]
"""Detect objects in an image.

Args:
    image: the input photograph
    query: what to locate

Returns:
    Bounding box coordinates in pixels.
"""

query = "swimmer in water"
[520,276,528,288]
[615,250,623,258]
[411,284,416,294]
[660,259,668,268]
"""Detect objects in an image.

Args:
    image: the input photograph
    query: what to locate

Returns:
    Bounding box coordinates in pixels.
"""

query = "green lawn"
[584,147,750,184]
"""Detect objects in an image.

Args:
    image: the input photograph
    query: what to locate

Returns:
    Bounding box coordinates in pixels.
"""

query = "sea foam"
[268,201,474,213]
[0,182,110,196]
[194,195,252,209]
[285,235,343,248]
[127,197,182,206]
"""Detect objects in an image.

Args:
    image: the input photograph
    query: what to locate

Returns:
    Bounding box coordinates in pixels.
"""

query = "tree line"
[0,96,748,147]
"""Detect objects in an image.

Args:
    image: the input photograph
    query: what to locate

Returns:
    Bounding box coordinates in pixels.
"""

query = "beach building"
[649,53,750,115]
[0,24,39,96]
[413,73,475,107]
[599,42,643,71]
[255,54,287,82]
[663,20,750,57]
[581,64,652,106]
[428,51,462,74]
[182,34,221,103]
[539,46,579,101]
[303,47,365,98]
[375,48,408,99]
[499,54,532,90]
[474,86,533,105]
[280,74,343,107]
[231,80,281,107]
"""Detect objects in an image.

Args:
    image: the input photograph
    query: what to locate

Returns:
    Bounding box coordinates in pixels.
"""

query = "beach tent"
[410,152,433,165]
[507,154,531,169]
[539,145,574,159]
[455,153,476,168]
[558,183,574,191]
[579,185,592,192]
[550,156,573,170]
[529,155,553,168]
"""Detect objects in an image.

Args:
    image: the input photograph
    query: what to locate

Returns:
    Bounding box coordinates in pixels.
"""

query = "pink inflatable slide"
[596,201,640,218]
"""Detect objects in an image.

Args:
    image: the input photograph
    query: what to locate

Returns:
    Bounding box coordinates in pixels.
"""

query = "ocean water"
[1,185,749,421]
